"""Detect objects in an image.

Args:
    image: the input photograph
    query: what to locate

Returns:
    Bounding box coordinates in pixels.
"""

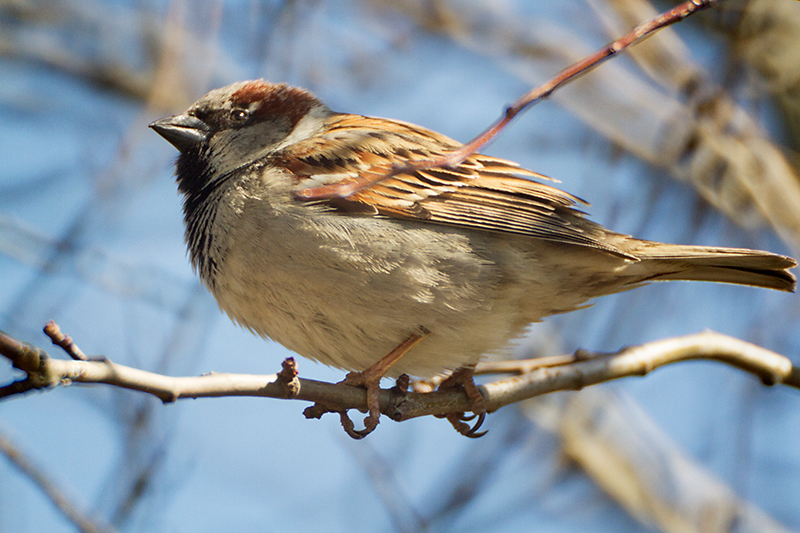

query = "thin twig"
[477,332,798,415]
[295,0,718,200]
[43,320,88,361]
[474,351,595,374]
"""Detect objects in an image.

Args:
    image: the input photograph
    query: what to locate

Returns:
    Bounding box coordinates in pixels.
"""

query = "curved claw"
[453,411,479,422]
[463,411,487,438]
[339,410,379,440]
[337,335,426,439]
[436,364,489,437]
[446,410,487,438]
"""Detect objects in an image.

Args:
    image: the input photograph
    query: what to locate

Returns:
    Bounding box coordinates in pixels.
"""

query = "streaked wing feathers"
[279,113,631,257]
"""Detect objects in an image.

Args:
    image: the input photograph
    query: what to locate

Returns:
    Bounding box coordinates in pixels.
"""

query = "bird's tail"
[626,241,796,292]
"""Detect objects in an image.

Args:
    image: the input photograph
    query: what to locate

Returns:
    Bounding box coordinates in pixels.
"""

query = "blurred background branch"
[368,0,800,247]
[0,426,117,533]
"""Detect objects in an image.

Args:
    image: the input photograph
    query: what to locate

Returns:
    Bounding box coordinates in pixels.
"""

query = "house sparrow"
[150,80,796,437]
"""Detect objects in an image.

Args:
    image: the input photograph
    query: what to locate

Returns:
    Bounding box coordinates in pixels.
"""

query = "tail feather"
[626,241,797,292]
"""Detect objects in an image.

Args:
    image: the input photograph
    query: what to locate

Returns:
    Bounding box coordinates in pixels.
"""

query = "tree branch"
[1,326,797,435]
[0,428,117,533]
[477,332,799,413]
[295,0,719,200]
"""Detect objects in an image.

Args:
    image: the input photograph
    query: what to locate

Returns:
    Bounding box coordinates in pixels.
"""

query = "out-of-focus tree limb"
[714,0,800,149]
[296,0,719,200]
[370,0,800,248]
[0,428,117,533]
[0,0,227,110]
[525,388,794,533]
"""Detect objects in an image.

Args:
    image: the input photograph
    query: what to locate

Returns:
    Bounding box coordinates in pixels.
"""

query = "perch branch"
[1,326,796,434]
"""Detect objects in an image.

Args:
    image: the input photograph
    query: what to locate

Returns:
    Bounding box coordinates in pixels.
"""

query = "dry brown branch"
[598,0,800,247]
[0,428,117,533]
[0,0,226,110]
[716,0,800,146]
[1,325,796,438]
[523,389,793,533]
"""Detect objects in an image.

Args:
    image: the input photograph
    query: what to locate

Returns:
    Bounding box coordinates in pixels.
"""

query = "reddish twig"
[295,0,718,200]
[43,320,88,361]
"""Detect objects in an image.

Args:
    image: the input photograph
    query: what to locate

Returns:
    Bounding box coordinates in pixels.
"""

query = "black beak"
[149,114,210,153]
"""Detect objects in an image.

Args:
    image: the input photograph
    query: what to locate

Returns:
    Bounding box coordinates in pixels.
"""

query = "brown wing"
[278,113,632,258]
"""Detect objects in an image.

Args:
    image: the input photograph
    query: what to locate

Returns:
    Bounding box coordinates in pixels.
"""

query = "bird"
[150,79,796,437]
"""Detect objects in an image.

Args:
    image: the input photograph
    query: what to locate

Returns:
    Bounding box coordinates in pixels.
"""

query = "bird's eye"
[230,109,249,122]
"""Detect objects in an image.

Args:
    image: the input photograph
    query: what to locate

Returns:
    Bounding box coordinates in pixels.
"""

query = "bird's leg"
[437,364,488,438]
[341,333,425,438]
